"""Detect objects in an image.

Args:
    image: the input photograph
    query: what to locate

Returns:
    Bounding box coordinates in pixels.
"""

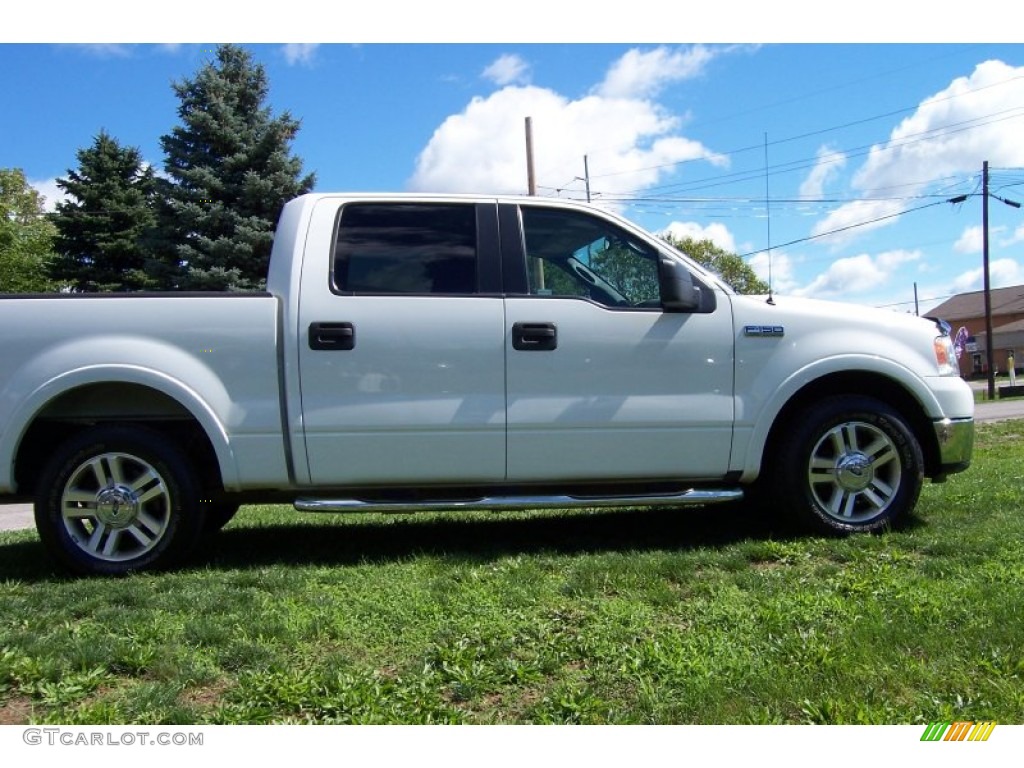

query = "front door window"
[520,206,662,308]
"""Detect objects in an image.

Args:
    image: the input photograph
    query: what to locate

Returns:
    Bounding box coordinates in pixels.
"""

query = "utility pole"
[524,117,543,289]
[525,117,536,196]
[947,163,1021,398]
[983,161,995,401]
[914,282,919,316]
[583,155,591,203]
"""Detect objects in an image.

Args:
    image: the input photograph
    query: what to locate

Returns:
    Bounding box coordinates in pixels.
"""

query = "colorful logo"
[920,721,997,741]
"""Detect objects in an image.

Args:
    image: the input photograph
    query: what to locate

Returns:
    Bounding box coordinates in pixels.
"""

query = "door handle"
[309,322,355,351]
[513,322,557,351]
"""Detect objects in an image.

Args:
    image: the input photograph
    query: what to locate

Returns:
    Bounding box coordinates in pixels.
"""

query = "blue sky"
[4,5,1024,313]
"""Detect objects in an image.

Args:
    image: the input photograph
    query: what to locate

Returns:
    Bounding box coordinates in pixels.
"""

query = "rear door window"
[333,203,477,294]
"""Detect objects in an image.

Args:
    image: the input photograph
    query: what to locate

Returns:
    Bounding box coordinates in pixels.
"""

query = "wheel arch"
[759,371,941,480]
[9,376,234,497]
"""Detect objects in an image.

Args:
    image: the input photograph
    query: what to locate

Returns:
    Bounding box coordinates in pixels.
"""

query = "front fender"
[733,354,945,481]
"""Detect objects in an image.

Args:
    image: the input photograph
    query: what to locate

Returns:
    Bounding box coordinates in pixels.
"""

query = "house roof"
[926,284,1024,321]
[975,317,1024,338]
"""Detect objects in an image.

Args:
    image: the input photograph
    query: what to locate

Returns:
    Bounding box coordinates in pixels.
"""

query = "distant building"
[927,285,1024,377]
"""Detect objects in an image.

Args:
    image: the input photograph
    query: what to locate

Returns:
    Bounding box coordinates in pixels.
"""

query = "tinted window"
[333,204,477,294]
[520,206,661,308]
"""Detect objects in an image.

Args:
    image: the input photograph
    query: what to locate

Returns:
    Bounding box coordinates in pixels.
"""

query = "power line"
[666,44,993,135]
[877,293,956,310]
[548,178,991,225]
[625,107,1024,199]
[601,191,972,206]
[735,198,953,258]
[580,72,1024,186]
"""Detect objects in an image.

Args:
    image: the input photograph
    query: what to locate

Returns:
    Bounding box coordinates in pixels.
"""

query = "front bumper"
[932,417,974,478]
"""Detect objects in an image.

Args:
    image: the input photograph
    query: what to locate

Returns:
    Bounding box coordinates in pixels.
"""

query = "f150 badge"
[744,325,785,337]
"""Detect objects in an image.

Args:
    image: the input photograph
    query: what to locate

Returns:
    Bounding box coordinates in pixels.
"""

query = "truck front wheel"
[35,425,206,575]
[774,396,924,534]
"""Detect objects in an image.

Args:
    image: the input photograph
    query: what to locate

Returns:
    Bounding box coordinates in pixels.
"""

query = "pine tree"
[50,131,160,292]
[158,44,315,291]
[0,168,57,293]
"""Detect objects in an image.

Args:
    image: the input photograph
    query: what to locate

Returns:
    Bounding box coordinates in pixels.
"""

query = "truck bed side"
[0,293,286,496]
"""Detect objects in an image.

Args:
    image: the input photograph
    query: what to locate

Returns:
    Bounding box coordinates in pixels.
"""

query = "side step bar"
[294,488,743,514]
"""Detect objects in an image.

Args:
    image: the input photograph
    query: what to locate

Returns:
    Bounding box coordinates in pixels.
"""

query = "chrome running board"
[294,488,743,514]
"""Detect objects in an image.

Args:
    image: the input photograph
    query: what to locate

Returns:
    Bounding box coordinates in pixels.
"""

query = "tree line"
[1,44,765,295]
[2,44,314,293]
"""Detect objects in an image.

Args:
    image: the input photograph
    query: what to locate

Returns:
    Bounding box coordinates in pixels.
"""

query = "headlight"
[934,335,958,376]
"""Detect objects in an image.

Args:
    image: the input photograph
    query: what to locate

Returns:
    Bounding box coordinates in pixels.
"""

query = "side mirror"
[658,256,701,312]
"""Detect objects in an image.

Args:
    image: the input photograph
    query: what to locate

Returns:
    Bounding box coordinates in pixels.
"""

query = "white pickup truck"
[0,194,974,574]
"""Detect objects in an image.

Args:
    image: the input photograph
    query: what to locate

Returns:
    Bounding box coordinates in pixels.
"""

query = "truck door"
[502,203,735,483]
[297,200,506,486]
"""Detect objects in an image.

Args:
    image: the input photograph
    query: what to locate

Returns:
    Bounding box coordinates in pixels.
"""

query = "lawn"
[1,421,1022,725]
[972,376,1024,402]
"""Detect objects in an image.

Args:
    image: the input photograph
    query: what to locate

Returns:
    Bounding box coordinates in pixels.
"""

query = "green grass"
[972,376,1024,401]
[2,421,1023,725]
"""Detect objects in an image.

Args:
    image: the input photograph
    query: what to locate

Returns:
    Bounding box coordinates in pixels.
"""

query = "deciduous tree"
[663,234,769,295]
[0,168,56,293]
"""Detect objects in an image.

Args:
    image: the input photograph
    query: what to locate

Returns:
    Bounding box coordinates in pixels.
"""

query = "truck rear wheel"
[35,425,206,575]
[774,396,924,534]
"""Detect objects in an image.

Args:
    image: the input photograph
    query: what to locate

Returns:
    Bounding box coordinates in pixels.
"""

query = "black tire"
[201,501,240,534]
[34,425,206,576]
[772,396,924,534]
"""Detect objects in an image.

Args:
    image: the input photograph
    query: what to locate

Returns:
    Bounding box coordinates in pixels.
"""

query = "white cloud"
[282,44,319,66]
[811,196,908,247]
[794,249,920,299]
[877,248,921,270]
[62,44,188,58]
[409,48,732,197]
[999,224,1024,248]
[73,44,133,58]
[954,225,984,254]
[595,45,716,99]
[956,223,1022,251]
[29,177,69,213]
[812,60,1024,246]
[952,258,1023,293]
[661,221,736,252]
[140,161,172,182]
[482,54,530,86]
[799,146,846,199]
[796,254,885,297]
[749,250,799,293]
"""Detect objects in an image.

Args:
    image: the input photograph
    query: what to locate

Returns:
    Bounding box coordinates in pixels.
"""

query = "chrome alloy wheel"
[807,421,902,524]
[60,452,172,563]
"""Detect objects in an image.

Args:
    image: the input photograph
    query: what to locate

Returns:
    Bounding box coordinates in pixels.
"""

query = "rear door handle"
[309,322,355,351]
[513,322,557,351]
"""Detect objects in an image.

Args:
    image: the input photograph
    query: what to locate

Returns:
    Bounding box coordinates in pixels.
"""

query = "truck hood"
[729,293,943,339]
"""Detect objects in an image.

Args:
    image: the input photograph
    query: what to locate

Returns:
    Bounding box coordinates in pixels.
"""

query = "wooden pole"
[525,117,536,196]
[983,161,995,401]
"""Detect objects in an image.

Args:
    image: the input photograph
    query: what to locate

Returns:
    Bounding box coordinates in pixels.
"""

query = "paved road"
[974,398,1024,424]
[0,504,33,533]
[2,397,1022,533]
